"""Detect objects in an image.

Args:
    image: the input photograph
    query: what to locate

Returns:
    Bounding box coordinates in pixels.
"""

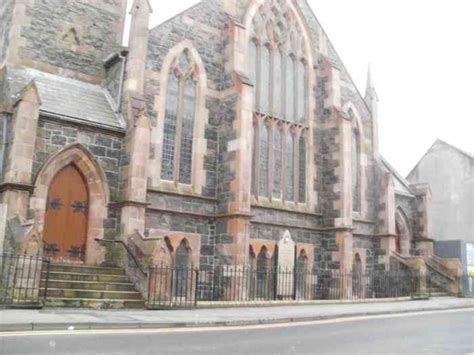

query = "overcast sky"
[126,0,474,176]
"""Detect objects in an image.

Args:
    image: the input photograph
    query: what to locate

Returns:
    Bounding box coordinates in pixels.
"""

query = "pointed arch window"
[298,135,306,203]
[350,110,362,212]
[249,0,309,205]
[273,126,283,199]
[161,50,198,185]
[259,122,270,197]
[285,130,295,202]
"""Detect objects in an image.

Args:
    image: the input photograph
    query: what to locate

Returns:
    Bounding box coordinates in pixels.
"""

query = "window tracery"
[250,0,309,204]
[161,50,198,185]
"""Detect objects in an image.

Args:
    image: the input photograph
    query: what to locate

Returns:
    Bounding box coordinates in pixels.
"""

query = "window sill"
[251,198,321,217]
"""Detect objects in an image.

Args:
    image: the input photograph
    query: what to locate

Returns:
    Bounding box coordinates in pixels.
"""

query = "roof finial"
[365,64,377,100]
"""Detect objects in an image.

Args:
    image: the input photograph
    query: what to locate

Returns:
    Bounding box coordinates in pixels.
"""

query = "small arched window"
[161,50,198,185]
[175,239,191,268]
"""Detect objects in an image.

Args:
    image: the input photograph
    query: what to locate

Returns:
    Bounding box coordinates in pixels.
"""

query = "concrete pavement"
[1,308,473,354]
[0,297,472,332]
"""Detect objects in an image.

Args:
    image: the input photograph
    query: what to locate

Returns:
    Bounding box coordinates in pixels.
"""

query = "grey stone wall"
[17,0,125,78]
[0,0,15,63]
[146,191,217,269]
[298,0,378,227]
[250,206,337,270]
[353,236,386,272]
[147,1,227,88]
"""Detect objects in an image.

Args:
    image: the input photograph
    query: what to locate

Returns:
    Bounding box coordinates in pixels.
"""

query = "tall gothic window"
[259,122,270,197]
[350,110,361,212]
[250,0,309,204]
[161,50,198,185]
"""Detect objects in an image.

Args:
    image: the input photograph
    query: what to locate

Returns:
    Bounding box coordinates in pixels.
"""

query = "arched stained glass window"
[179,78,196,184]
[298,135,306,203]
[285,56,295,122]
[160,49,198,186]
[285,131,294,202]
[259,123,270,197]
[250,41,258,110]
[297,61,306,124]
[273,126,282,199]
[351,119,361,212]
[273,50,283,118]
[260,46,271,114]
[161,72,179,181]
[252,122,258,197]
[249,0,309,205]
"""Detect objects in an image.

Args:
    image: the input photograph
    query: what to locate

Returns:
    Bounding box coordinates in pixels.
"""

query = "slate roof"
[381,157,415,197]
[5,65,125,131]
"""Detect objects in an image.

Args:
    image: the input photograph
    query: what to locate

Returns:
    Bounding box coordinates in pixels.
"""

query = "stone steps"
[42,271,129,283]
[42,288,143,300]
[47,264,126,275]
[41,263,145,309]
[40,280,136,292]
[44,298,145,309]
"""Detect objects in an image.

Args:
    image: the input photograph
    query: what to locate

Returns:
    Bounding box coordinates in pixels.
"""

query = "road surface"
[1,308,472,354]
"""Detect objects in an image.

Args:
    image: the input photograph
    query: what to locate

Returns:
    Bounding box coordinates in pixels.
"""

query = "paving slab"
[0,297,472,332]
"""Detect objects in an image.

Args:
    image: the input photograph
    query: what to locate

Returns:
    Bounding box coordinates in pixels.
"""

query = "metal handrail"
[94,239,147,276]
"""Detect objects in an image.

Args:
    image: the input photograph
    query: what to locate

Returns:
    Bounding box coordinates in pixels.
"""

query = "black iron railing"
[0,253,49,307]
[147,266,424,309]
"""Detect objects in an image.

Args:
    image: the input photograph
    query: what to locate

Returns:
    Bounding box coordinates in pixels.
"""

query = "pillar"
[2,81,40,219]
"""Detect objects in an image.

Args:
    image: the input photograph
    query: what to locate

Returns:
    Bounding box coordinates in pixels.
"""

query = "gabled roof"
[5,65,125,131]
[381,157,415,197]
[434,139,473,160]
[407,139,474,179]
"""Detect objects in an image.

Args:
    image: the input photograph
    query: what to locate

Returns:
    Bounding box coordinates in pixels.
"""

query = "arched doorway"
[33,144,109,266]
[395,209,412,256]
[43,164,89,262]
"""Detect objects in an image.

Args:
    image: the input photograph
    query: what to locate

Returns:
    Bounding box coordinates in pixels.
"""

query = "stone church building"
[0,0,448,285]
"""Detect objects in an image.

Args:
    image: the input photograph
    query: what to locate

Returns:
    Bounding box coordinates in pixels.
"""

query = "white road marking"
[1,307,472,338]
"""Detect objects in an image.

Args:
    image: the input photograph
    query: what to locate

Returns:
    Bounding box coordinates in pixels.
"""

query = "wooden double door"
[43,164,89,262]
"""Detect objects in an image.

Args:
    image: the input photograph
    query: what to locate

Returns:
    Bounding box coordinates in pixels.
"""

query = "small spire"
[365,64,377,101]
[130,0,153,15]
